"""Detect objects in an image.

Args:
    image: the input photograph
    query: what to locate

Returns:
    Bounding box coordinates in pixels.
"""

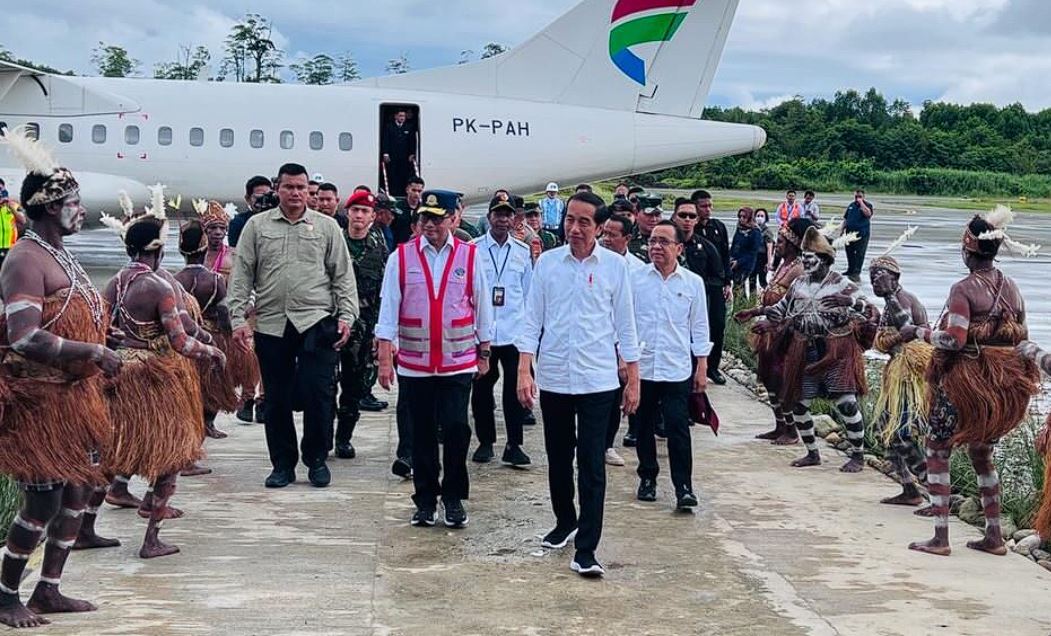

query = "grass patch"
[0,476,21,542]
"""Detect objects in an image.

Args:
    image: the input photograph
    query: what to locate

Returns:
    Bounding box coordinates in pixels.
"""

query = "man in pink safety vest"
[775,189,803,226]
[375,189,493,530]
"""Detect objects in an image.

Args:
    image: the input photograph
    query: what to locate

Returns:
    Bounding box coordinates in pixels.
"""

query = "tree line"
[650,88,1051,198]
[3,13,508,85]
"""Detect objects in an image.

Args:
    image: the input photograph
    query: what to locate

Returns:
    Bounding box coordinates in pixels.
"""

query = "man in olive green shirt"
[228,163,359,489]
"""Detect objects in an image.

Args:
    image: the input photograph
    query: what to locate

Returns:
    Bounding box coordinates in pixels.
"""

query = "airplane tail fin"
[365,0,739,119]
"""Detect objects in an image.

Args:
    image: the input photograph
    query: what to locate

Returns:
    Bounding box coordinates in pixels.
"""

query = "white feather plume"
[984,204,1014,230]
[145,183,167,220]
[1002,236,1041,258]
[99,212,127,234]
[223,203,238,218]
[118,190,135,219]
[168,194,182,211]
[819,219,843,238]
[832,232,861,250]
[879,225,918,257]
[192,198,208,215]
[978,229,1006,241]
[0,124,59,176]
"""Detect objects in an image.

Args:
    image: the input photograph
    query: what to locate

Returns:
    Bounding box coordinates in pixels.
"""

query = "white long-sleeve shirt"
[471,232,532,347]
[516,243,640,395]
[631,264,712,382]
[375,232,493,377]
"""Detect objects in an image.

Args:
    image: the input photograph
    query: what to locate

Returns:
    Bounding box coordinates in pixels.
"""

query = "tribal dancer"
[175,209,238,439]
[0,126,121,628]
[901,208,1040,556]
[102,208,226,558]
[1018,340,1051,541]
[759,226,876,472]
[869,249,932,507]
[735,217,816,445]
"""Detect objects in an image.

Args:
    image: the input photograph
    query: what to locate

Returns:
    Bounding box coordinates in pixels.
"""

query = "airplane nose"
[753,126,767,152]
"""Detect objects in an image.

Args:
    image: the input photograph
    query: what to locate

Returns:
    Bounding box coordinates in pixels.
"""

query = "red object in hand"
[689,391,720,436]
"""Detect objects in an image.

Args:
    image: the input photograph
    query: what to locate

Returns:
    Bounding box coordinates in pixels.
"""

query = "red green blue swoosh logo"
[609,0,698,85]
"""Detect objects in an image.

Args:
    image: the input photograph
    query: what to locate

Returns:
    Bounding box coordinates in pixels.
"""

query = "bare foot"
[0,597,50,628]
[773,433,799,446]
[105,490,142,509]
[73,530,121,551]
[880,492,925,506]
[137,505,184,520]
[913,505,935,517]
[140,539,180,559]
[205,424,228,440]
[180,463,212,477]
[26,583,96,615]
[840,455,865,473]
[966,536,1007,556]
[755,428,780,440]
[791,452,821,468]
[909,538,952,556]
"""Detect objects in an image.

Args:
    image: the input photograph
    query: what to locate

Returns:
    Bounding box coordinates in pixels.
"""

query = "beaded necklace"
[22,230,105,329]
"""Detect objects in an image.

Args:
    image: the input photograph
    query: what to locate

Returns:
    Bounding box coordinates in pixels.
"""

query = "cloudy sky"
[4,0,1050,111]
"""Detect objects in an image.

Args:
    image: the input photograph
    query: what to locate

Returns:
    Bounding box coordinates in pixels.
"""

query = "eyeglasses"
[647,237,680,247]
[419,214,444,225]
[676,213,698,220]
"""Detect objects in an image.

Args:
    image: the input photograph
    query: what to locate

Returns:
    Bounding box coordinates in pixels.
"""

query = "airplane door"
[378,103,420,197]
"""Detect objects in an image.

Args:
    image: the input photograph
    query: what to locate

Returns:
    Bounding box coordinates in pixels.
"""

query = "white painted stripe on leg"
[60,507,84,518]
[930,495,950,507]
[48,537,75,550]
[934,518,949,528]
[38,577,61,586]
[0,581,19,594]
[13,516,45,532]
[977,474,1000,488]
[0,547,30,561]
[927,473,950,485]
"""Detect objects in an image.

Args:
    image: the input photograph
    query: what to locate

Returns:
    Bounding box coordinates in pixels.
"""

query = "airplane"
[0,0,765,213]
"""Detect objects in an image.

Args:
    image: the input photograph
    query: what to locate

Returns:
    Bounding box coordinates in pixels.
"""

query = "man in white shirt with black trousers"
[632,220,711,510]
[516,192,640,578]
[470,198,533,466]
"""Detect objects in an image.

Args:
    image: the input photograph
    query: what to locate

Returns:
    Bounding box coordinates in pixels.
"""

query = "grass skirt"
[781,331,867,406]
[874,329,933,445]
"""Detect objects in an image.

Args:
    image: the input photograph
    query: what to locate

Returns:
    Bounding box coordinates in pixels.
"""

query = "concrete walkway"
[33,381,1051,635]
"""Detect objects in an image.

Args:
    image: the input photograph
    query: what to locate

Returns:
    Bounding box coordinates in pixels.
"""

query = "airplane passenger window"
[158,127,173,146]
[339,132,353,151]
[250,129,264,149]
[125,126,140,145]
[280,130,294,149]
[92,125,107,144]
[309,131,323,150]
[26,123,40,140]
[189,127,204,147]
[58,124,73,143]
[220,128,234,148]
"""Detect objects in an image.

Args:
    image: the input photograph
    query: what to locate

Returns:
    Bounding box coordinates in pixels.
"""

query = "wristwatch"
[478,349,492,360]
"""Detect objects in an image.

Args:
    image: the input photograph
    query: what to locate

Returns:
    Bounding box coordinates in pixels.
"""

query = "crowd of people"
[1,123,1050,628]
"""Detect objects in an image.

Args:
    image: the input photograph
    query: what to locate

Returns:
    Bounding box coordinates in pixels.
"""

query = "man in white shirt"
[470,199,533,467]
[516,192,640,578]
[631,221,711,510]
[802,190,820,222]
[376,190,493,529]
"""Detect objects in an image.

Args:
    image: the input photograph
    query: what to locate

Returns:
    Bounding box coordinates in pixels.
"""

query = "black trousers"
[845,233,870,277]
[606,385,624,449]
[706,287,726,375]
[540,389,616,555]
[636,380,693,492]
[401,373,473,508]
[395,389,413,462]
[255,320,338,471]
[471,345,527,447]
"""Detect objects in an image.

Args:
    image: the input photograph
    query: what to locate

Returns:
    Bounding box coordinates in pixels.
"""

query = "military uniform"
[628,230,652,263]
[335,223,389,449]
[458,218,482,239]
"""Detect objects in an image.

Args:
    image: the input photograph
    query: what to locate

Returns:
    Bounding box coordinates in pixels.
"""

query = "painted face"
[205,223,227,251]
[59,195,86,234]
[800,251,822,275]
[870,268,898,297]
[348,205,376,234]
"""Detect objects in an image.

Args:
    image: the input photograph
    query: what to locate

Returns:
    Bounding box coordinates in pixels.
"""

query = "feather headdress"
[192,198,209,216]
[144,183,168,220]
[879,225,918,257]
[99,187,169,252]
[831,232,860,251]
[964,205,1040,258]
[0,125,80,205]
[818,218,843,239]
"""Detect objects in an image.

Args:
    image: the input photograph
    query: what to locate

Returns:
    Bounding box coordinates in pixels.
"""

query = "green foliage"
[386,54,410,75]
[0,47,75,75]
[154,45,211,81]
[219,13,283,83]
[336,52,361,83]
[91,42,139,78]
[290,54,335,85]
[0,476,20,542]
[655,88,1051,198]
[480,43,509,59]
[724,293,757,372]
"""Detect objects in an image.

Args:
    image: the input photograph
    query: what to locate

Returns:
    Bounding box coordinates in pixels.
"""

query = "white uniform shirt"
[517,243,640,395]
[375,232,493,377]
[471,232,532,347]
[631,263,712,382]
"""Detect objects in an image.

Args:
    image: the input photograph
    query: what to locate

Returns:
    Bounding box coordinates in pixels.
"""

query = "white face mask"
[801,251,822,275]
[60,198,85,233]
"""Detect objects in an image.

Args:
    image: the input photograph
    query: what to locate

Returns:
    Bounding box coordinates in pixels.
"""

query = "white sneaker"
[605,448,625,466]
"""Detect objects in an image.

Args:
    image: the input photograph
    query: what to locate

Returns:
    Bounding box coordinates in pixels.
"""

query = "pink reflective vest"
[396,236,478,374]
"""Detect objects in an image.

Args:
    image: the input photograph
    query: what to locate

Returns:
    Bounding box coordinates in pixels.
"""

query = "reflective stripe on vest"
[777,202,802,224]
[396,236,478,373]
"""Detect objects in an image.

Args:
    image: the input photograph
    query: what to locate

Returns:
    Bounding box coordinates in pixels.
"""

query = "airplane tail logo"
[609,0,698,86]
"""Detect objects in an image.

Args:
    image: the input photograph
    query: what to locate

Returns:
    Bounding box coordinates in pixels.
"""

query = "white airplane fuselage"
[0,77,764,210]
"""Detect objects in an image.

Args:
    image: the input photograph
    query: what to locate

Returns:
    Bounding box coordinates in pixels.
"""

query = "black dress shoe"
[254,399,268,423]
[708,370,727,385]
[472,443,494,463]
[622,433,637,448]
[501,444,531,467]
[676,489,699,510]
[335,442,356,459]
[367,392,389,409]
[391,458,413,479]
[523,413,537,427]
[637,478,657,502]
[308,463,331,488]
[236,399,255,425]
[264,468,296,488]
[359,396,386,412]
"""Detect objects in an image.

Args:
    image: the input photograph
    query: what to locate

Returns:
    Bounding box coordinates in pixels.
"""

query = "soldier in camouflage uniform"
[524,203,560,251]
[628,198,664,264]
[334,191,390,459]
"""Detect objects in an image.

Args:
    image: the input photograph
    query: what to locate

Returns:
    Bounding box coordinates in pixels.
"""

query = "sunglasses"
[676,213,698,220]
